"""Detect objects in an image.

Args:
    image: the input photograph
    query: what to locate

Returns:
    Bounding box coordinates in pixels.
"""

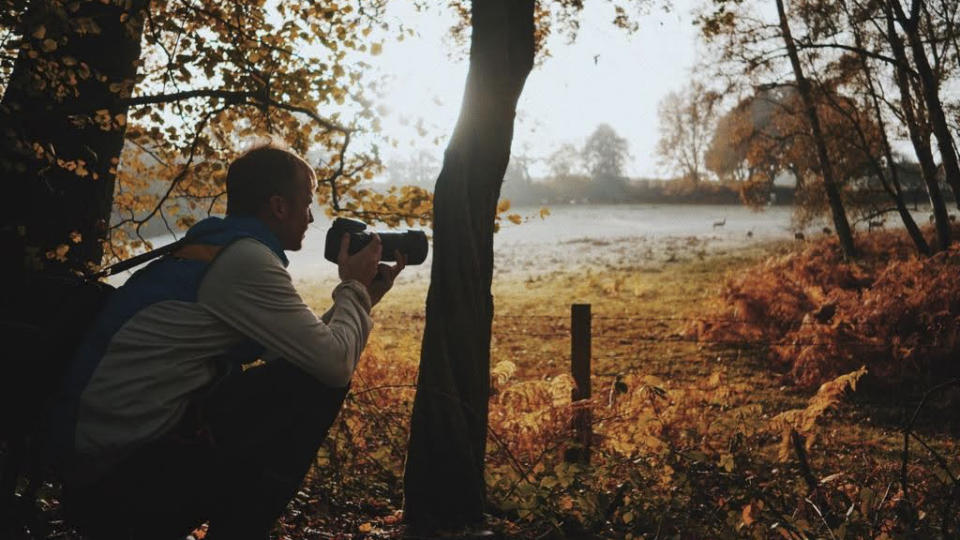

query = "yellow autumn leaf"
[54,243,70,262]
[357,522,372,533]
[41,38,58,52]
[741,502,755,526]
[491,360,517,386]
[507,213,522,225]
[370,42,382,55]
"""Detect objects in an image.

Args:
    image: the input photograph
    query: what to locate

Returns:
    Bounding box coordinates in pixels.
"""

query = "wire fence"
[378,312,950,353]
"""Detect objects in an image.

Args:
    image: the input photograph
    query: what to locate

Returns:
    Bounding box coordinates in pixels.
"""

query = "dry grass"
[280,235,960,539]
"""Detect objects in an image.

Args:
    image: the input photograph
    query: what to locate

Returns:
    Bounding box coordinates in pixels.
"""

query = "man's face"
[276,171,316,251]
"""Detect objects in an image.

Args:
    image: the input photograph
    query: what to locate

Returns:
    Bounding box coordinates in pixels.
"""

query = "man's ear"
[267,194,287,219]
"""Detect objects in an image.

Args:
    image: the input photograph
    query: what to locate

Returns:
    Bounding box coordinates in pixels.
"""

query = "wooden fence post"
[567,303,592,464]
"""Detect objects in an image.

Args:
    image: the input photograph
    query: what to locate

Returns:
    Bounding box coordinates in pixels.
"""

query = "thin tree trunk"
[891,0,960,208]
[883,1,952,249]
[845,7,930,255]
[403,0,535,531]
[775,0,857,258]
[0,0,147,283]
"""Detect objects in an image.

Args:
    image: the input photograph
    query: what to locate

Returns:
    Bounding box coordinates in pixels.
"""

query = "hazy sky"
[367,1,702,178]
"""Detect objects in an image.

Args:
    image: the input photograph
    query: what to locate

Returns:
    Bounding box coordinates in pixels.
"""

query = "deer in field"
[867,219,885,231]
[712,217,726,229]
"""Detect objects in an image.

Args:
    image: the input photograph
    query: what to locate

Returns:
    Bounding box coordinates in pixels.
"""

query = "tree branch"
[794,41,911,74]
[133,104,228,240]
[122,89,353,135]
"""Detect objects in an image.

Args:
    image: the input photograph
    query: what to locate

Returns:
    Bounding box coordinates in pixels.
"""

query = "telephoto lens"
[324,217,428,265]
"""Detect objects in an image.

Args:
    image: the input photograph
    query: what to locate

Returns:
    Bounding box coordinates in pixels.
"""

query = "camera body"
[324,217,428,265]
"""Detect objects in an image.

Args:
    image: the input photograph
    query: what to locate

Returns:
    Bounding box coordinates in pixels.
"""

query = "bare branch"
[133,104,229,239]
[793,41,916,76]
[121,89,353,136]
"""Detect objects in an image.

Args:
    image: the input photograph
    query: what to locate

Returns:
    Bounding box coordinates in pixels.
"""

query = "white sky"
[364,1,702,178]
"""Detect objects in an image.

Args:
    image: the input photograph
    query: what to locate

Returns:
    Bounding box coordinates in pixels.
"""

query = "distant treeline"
[499,176,762,206]
[497,175,935,207]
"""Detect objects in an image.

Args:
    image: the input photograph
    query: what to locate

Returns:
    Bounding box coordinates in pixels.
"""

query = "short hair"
[225,144,315,216]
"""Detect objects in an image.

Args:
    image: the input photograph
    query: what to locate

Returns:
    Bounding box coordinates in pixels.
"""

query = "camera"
[324,217,428,265]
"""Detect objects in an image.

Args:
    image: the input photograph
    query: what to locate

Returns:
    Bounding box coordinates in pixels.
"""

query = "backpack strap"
[88,228,222,280]
[89,239,187,279]
[171,243,223,263]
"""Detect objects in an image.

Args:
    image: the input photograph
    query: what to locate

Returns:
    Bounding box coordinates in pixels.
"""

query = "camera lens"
[324,219,428,265]
[379,230,428,264]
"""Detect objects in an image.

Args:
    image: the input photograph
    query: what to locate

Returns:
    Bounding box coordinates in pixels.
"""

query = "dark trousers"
[63,360,349,540]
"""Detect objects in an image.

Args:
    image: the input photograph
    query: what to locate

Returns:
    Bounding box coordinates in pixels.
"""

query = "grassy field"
[285,238,960,539]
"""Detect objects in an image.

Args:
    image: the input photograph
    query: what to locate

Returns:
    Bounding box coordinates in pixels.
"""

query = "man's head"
[226,145,317,251]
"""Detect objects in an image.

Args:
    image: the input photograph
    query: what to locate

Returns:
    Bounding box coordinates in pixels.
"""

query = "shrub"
[692,228,960,387]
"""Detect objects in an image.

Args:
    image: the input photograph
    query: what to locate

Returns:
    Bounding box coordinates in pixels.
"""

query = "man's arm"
[198,238,372,387]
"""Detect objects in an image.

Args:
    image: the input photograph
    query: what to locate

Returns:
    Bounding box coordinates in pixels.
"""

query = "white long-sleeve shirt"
[75,237,372,457]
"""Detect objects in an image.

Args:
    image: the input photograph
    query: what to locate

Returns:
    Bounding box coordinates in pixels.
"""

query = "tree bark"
[775,0,857,258]
[0,0,147,283]
[403,0,535,530]
[883,1,952,250]
[890,0,960,209]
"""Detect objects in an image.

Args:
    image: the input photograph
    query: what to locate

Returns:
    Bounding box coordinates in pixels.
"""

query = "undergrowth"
[282,229,960,539]
[691,227,960,388]
[10,230,955,538]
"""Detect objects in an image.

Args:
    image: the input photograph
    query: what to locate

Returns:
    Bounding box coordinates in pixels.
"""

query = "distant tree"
[705,101,752,184]
[504,152,533,185]
[706,86,897,229]
[385,149,441,186]
[699,0,959,254]
[546,142,581,179]
[700,0,857,257]
[581,123,629,181]
[501,152,548,205]
[655,81,719,183]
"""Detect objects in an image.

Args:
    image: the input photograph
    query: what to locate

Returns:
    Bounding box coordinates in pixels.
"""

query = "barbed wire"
[492,313,872,323]
[394,313,812,323]
[377,321,951,351]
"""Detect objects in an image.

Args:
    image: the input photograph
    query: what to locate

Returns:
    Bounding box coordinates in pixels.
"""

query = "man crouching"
[53,144,405,539]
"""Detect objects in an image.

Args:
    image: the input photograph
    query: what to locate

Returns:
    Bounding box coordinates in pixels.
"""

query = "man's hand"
[338,233,381,287]
[368,251,406,307]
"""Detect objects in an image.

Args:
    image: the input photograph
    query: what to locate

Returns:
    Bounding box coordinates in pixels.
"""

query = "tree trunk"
[775,0,856,258]
[0,0,147,284]
[846,9,930,255]
[883,1,952,250]
[890,0,960,209]
[402,0,535,531]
